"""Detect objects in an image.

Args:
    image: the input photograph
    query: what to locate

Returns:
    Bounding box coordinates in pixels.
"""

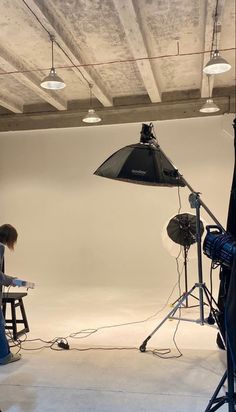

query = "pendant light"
[200,98,220,113]
[41,34,66,90]
[203,7,231,75]
[82,84,101,123]
[203,50,231,75]
[200,75,220,113]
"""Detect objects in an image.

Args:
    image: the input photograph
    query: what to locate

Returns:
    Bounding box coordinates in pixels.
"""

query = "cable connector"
[58,340,70,350]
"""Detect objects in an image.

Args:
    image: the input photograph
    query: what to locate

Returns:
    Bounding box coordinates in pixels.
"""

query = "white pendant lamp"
[203,50,231,75]
[200,98,220,113]
[83,84,101,123]
[83,109,102,123]
[41,34,66,90]
[200,74,220,113]
[203,8,231,75]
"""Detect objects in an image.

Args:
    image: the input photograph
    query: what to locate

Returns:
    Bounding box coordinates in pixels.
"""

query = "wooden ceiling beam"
[0,92,23,113]
[113,0,162,103]
[0,92,234,132]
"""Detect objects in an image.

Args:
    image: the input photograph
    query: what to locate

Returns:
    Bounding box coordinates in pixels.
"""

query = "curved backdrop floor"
[0,285,229,412]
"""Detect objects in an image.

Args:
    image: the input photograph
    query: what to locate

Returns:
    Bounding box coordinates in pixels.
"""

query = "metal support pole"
[189,192,205,324]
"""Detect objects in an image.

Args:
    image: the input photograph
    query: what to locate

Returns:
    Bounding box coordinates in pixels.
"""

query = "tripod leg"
[205,335,236,412]
[139,284,197,352]
[205,371,227,411]
[206,398,227,412]
[172,291,208,309]
[203,284,220,309]
[171,293,186,306]
[226,344,235,412]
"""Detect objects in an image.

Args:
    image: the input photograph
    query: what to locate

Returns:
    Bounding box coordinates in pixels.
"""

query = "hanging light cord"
[21,0,90,87]
[50,34,54,69]
[54,38,90,86]
[89,84,92,107]
[211,0,219,55]
[214,4,218,51]
[207,74,211,98]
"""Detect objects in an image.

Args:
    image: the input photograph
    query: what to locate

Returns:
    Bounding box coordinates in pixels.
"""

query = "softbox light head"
[94,123,185,187]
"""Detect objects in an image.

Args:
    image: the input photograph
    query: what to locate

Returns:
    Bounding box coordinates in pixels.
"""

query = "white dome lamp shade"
[41,34,66,90]
[203,50,231,75]
[83,84,101,124]
[200,74,220,113]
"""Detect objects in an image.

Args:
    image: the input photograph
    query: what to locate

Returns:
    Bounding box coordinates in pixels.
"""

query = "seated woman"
[0,224,21,365]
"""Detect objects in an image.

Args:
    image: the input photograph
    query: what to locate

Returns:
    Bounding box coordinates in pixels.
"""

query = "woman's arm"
[0,271,16,287]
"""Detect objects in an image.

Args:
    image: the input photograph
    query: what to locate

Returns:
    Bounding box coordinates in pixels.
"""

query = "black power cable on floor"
[5,184,185,359]
[6,256,185,360]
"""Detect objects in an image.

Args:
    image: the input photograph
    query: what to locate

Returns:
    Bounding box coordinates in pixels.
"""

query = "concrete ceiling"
[0,0,235,132]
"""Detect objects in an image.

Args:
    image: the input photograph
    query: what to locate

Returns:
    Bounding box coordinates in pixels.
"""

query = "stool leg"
[11,301,17,341]
[19,298,29,332]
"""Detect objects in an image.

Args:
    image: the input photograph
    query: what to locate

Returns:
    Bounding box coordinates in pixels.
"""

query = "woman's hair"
[0,224,18,249]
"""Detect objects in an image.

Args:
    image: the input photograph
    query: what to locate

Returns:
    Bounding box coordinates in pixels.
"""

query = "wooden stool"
[2,292,29,340]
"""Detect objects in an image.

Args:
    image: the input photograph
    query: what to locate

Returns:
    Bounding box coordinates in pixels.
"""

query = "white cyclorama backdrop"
[0,114,234,348]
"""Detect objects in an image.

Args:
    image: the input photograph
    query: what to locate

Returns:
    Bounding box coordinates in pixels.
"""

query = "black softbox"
[94,143,185,187]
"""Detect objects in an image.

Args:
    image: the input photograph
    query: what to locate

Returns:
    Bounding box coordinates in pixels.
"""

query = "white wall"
[0,115,234,291]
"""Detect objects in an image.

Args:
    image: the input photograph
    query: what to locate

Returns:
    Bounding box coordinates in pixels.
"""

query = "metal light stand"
[139,157,224,353]
[171,244,201,309]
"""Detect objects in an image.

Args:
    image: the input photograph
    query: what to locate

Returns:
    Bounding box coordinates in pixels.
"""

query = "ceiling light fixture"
[200,74,220,113]
[83,84,101,124]
[203,50,231,75]
[200,98,220,113]
[203,5,231,75]
[41,34,66,90]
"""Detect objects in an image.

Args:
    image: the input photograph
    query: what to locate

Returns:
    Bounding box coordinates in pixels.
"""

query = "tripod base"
[139,282,218,353]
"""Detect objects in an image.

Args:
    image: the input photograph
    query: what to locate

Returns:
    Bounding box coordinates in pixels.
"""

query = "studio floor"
[0,286,231,412]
